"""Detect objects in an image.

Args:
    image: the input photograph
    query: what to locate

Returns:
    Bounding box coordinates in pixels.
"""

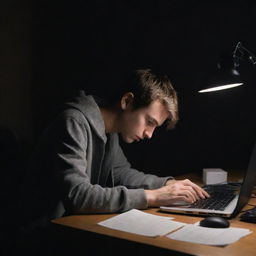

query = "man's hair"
[128,69,179,129]
[97,68,179,129]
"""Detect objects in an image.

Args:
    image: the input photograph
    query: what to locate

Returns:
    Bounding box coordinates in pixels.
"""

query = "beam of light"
[198,83,243,93]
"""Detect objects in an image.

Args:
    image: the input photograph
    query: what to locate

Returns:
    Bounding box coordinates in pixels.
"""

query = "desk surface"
[52,171,256,256]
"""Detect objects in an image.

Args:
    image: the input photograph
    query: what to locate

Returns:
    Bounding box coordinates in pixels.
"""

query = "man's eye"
[147,120,155,126]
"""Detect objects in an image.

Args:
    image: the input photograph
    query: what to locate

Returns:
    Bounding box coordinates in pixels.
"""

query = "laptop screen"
[232,142,256,217]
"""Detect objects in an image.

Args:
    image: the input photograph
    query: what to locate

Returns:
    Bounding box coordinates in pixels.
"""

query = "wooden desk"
[51,171,256,256]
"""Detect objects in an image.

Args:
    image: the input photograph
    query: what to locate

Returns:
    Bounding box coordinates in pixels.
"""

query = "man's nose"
[144,128,154,139]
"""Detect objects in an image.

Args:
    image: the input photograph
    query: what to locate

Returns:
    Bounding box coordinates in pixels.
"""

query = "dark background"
[1,0,256,178]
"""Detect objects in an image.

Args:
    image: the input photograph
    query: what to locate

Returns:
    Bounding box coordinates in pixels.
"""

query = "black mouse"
[199,216,230,228]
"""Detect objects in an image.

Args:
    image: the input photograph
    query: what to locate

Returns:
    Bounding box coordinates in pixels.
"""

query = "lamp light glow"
[198,83,243,93]
[198,42,255,93]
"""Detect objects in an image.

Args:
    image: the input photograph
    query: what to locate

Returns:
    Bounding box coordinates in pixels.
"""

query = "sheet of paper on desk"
[98,209,186,237]
[166,224,252,246]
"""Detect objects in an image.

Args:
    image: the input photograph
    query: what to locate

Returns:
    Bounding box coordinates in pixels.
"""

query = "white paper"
[167,224,252,246]
[98,209,185,237]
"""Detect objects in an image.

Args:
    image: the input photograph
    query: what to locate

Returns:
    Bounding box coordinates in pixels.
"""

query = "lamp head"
[198,63,243,93]
[198,42,255,93]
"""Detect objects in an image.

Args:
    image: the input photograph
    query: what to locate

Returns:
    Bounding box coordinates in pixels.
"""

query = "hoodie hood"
[63,90,107,143]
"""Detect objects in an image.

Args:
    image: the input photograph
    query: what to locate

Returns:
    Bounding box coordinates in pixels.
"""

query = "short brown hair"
[130,69,179,129]
[99,68,179,129]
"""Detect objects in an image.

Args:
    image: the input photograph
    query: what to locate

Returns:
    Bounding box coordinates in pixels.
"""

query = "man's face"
[118,97,169,143]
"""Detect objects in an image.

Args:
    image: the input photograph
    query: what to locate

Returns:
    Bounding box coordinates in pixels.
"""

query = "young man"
[19,69,208,233]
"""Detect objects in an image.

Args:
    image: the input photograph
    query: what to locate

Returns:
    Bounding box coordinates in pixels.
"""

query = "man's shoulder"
[57,108,89,125]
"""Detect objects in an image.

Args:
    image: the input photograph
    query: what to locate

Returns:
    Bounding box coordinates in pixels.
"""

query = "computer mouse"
[199,216,230,228]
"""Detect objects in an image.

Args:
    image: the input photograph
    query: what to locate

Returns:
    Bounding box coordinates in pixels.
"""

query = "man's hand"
[145,179,210,207]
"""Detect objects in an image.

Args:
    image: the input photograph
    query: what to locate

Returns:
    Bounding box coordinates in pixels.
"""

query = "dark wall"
[0,1,33,142]
[2,0,256,177]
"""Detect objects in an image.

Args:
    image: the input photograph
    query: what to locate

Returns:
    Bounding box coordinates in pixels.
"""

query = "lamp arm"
[233,42,256,66]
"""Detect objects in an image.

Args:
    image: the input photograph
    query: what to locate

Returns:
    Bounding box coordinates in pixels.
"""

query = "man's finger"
[184,180,210,199]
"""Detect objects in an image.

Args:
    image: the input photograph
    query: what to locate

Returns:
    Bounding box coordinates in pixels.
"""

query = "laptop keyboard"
[188,184,238,211]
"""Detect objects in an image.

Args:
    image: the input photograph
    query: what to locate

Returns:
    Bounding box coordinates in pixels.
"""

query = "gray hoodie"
[20,91,171,230]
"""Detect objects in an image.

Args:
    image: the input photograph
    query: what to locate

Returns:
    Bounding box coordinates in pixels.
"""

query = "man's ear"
[120,92,134,110]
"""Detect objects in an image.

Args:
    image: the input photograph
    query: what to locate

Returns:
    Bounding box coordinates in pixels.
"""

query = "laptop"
[160,142,256,218]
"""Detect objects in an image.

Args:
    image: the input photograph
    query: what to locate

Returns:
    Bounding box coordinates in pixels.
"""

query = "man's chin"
[121,136,134,144]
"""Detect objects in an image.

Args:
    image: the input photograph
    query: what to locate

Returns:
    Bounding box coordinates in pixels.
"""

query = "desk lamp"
[198,42,256,93]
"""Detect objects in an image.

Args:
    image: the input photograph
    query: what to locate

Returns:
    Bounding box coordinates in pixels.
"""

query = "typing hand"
[145,179,210,207]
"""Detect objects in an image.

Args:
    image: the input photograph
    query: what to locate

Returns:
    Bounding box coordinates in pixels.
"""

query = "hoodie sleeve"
[111,134,173,189]
[53,112,148,214]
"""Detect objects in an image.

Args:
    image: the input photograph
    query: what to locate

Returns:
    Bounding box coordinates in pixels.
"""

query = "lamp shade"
[199,52,243,93]
[198,42,255,93]
[199,66,243,93]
